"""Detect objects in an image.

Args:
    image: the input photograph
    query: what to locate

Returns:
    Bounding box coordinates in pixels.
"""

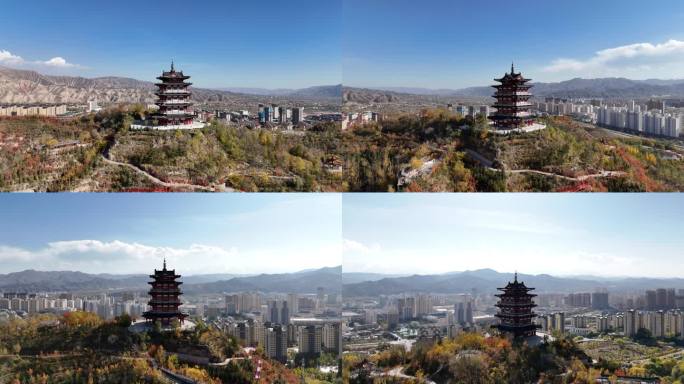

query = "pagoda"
[143,258,187,325]
[152,61,195,127]
[490,63,534,130]
[494,272,539,338]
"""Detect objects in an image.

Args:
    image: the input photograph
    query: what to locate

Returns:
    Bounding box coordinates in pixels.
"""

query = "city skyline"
[343,0,684,88]
[0,0,341,88]
[343,194,684,278]
[0,194,342,275]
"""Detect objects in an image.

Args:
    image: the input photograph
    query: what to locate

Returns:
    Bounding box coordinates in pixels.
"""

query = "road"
[464,148,626,181]
[374,366,437,384]
[101,134,233,192]
[101,155,233,192]
[149,356,197,384]
[506,169,627,181]
[628,348,684,366]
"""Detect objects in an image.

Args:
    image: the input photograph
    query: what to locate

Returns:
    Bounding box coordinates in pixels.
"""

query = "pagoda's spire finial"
[511,62,515,75]
[163,257,167,270]
[514,271,518,283]
[171,60,175,72]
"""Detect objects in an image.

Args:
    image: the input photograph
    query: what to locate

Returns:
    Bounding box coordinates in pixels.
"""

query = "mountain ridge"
[0,266,342,294]
[342,269,684,297]
[0,65,341,104]
[344,77,684,103]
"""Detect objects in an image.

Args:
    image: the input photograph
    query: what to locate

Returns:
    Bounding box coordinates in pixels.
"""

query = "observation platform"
[131,121,206,131]
[493,122,547,135]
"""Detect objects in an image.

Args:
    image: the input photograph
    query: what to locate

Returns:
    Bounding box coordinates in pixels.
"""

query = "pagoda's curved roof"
[494,72,532,83]
[158,71,191,80]
[496,273,535,291]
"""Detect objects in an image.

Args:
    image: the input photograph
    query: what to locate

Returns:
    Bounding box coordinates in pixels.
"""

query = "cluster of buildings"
[258,104,305,125]
[341,111,380,130]
[542,310,684,339]
[203,288,341,364]
[393,294,476,325]
[564,291,610,309]
[0,291,148,320]
[532,289,684,339]
[537,312,566,334]
[536,98,683,138]
[396,294,434,320]
[641,288,683,310]
[624,309,684,338]
[596,104,680,138]
[448,104,491,119]
[0,104,68,117]
[221,317,341,363]
[559,288,684,311]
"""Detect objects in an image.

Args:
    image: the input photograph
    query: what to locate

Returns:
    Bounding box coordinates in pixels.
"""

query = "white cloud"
[0,240,339,275]
[41,57,77,68]
[0,49,82,71]
[0,50,24,65]
[343,238,381,254]
[0,245,35,261]
[0,240,238,274]
[542,39,684,78]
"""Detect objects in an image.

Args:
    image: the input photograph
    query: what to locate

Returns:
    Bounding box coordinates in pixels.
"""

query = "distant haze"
[342,269,684,297]
[343,194,684,278]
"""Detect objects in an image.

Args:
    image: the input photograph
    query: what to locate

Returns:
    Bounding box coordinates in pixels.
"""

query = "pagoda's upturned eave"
[155,102,192,107]
[495,313,538,319]
[147,282,183,286]
[154,93,192,97]
[148,275,183,280]
[490,115,531,119]
[494,77,532,83]
[157,74,191,80]
[494,302,537,307]
[153,114,194,118]
[496,286,536,291]
[495,324,539,331]
[143,313,188,319]
[491,105,532,109]
[155,82,193,87]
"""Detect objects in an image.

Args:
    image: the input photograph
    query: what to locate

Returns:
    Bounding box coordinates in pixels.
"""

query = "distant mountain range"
[344,77,684,104]
[185,266,342,294]
[342,272,409,284]
[0,266,341,294]
[342,269,684,297]
[218,85,342,99]
[0,65,341,104]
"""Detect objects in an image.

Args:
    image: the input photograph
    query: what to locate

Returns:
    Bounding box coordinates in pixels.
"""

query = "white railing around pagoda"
[162,110,192,115]
[159,89,191,94]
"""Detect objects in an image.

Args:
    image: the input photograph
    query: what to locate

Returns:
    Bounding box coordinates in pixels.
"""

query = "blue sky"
[0,194,342,275]
[343,194,684,278]
[0,0,341,88]
[343,0,684,88]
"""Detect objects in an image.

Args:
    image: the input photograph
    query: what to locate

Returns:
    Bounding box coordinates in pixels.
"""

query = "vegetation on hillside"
[343,332,684,383]
[0,107,344,192]
[0,312,330,384]
[342,110,684,192]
